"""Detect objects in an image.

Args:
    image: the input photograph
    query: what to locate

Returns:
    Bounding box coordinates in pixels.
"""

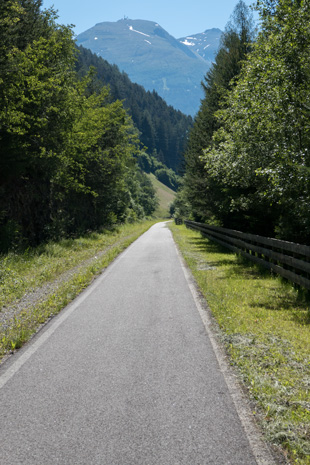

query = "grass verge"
[169,223,310,465]
[0,220,157,362]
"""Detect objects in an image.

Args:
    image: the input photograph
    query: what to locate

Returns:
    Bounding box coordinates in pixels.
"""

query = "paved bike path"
[0,222,273,464]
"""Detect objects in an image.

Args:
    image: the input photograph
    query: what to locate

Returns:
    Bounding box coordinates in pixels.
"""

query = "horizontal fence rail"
[184,220,310,291]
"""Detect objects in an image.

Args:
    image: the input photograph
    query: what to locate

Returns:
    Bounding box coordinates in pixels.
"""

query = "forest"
[2,0,309,251]
[175,0,310,245]
[75,46,193,174]
[0,0,191,252]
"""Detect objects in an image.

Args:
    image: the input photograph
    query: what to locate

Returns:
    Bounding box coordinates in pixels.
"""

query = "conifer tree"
[181,0,256,222]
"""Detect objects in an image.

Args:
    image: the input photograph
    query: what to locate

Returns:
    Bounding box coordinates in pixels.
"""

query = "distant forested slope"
[76,46,193,173]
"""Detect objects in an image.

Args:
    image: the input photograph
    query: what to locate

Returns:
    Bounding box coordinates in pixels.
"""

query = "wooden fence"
[184,220,310,291]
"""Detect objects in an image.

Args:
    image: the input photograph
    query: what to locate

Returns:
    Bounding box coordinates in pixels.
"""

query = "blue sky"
[42,0,258,39]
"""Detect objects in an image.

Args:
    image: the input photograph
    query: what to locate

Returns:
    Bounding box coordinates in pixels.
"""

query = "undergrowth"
[169,223,310,465]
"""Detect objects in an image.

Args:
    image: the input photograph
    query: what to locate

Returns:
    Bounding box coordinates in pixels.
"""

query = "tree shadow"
[188,238,236,267]
[189,238,232,255]
[189,237,267,276]
[188,235,310,326]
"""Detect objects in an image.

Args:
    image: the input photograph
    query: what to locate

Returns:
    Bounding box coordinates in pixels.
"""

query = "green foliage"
[182,1,256,224]
[0,2,79,246]
[50,88,139,235]
[75,45,193,173]
[0,0,159,251]
[169,185,191,219]
[123,168,159,221]
[182,0,310,244]
[136,152,181,191]
[202,0,310,242]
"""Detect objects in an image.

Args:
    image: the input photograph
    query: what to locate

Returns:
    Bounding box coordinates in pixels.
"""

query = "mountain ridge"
[76,20,222,115]
[178,28,223,62]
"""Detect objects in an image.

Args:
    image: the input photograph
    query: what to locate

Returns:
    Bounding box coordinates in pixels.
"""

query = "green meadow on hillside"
[148,173,176,218]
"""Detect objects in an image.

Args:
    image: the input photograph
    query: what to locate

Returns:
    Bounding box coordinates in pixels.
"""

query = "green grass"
[169,223,310,465]
[0,220,157,361]
[148,173,176,218]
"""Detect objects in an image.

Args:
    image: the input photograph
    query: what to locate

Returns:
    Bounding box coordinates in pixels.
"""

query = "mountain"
[178,28,223,62]
[76,19,222,116]
[76,46,193,173]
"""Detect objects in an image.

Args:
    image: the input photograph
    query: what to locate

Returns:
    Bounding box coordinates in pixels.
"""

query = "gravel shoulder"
[0,244,114,330]
[0,224,156,362]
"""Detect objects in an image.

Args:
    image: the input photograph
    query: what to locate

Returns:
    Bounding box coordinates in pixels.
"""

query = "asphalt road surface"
[0,222,275,465]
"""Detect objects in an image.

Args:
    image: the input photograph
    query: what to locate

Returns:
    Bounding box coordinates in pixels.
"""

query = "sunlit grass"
[0,220,157,359]
[148,173,175,218]
[169,223,310,465]
[0,223,155,309]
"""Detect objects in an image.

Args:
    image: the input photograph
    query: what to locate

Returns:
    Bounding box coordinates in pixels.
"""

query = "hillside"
[148,174,175,218]
[76,46,192,173]
[76,19,219,115]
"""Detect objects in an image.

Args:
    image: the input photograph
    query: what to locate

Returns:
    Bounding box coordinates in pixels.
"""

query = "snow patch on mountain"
[76,21,222,115]
[128,25,150,37]
[178,28,222,62]
[181,39,195,46]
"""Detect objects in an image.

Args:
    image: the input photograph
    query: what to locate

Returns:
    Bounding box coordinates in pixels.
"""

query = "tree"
[181,0,256,223]
[201,0,310,242]
[0,1,159,250]
[51,86,151,234]
[75,45,193,173]
[0,1,79,245]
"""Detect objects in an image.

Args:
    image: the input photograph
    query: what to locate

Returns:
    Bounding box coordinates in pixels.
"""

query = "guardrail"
[184,220,310,291]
